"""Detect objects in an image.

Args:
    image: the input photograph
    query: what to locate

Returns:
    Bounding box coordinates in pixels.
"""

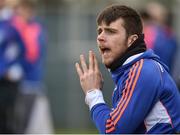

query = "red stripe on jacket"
[106,59,144,133]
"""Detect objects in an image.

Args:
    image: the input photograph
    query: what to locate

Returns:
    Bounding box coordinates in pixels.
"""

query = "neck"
[109,34,147,71]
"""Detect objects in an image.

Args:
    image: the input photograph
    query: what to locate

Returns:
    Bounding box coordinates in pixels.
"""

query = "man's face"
[97,18,129,68]
[15,6,34,21]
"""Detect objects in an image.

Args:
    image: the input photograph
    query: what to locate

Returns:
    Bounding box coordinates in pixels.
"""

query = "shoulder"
[0,20,17,38]
[128,59,163,96]
[117,59,162,84]
[140,59,163,83]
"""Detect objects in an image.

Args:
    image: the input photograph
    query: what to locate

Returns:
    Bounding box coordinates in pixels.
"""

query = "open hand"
[75,51,103,95]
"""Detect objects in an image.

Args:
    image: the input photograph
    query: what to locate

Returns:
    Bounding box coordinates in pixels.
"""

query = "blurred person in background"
[141,2,178,77]
[0,0,24,133]
[11,0,54,133]
[75,4,180,134]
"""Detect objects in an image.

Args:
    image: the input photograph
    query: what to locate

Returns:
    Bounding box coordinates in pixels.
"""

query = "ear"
[127,34,138,47]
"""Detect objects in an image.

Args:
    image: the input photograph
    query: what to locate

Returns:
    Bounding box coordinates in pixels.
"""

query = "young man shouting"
[75,5,180,134]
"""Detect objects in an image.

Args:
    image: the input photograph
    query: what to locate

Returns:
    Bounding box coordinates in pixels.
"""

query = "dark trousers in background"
[13,93,36,133]
[0,78,19,133]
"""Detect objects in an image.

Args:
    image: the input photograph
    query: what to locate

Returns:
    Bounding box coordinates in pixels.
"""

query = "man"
[75,5,180,134]
[141,2,177,74]
[143,2,180,90]
[11,0,53,133]
[0,0,24,133]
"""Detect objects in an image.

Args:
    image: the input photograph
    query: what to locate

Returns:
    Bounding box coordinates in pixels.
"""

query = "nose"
[97,32,106,43]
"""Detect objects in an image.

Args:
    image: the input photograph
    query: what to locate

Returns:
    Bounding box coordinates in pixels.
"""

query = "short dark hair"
[97,4,143,36]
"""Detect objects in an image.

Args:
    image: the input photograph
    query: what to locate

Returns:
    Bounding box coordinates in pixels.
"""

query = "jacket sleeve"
[0,25,16,76]
[90,59,162,133]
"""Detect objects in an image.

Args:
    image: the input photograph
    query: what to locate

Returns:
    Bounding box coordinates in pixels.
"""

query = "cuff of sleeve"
[85,89,105,110]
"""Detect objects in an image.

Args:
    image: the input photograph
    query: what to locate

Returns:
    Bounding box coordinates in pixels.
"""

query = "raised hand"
[75,51,103,94]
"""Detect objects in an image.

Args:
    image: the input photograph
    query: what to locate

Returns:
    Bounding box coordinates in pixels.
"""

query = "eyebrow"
[97,27,118,32]
[104,27,118,32]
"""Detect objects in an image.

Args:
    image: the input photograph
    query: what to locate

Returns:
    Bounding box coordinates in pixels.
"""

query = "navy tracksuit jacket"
[91,50,180,134]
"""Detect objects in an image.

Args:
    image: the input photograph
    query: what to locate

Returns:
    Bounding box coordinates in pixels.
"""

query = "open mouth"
[100,48,111,55]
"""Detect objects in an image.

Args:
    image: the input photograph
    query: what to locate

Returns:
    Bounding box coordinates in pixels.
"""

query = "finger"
[100,72,104,82]
[93,53,99,72]
[80,54,88,72]
[89,51,94,70]
[75,62,83,77]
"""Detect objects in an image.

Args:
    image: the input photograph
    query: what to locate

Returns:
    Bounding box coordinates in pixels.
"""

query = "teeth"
[102,49,109,55]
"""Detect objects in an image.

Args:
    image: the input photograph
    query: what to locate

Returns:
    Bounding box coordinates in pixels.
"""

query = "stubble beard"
[103,42,129,69]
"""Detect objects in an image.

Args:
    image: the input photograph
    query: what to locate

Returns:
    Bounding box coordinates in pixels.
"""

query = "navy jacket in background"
[0,19,24,78]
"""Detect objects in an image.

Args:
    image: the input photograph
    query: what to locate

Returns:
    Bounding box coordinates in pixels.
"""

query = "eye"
[106,29,116,34]
[97,28,102,35]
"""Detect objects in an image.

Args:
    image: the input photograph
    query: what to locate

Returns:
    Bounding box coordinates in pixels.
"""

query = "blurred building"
[33,0,180,133]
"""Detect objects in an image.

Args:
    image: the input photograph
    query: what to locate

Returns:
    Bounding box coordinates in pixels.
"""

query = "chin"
[102,59,111,68]
[103,62,112,69]
[104,64,111,69]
